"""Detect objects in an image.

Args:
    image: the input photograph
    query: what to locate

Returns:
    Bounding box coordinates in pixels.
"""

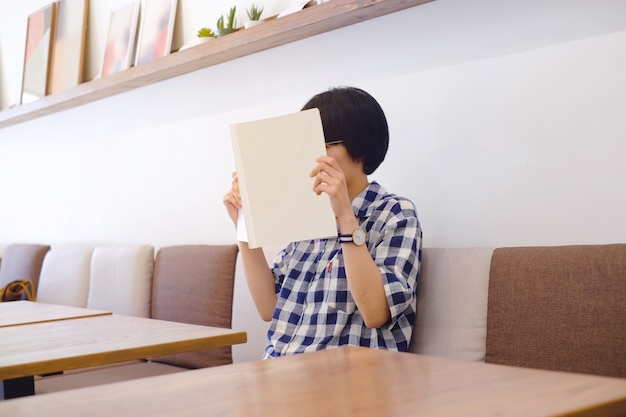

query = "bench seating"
[0,243,239,394]
[1,242,624,394]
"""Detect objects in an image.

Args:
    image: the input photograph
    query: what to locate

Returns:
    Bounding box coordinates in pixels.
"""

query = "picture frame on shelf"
[48,0,88,95]
[101,1,140,77]
[21,3,57,104]
[134,0,177,66]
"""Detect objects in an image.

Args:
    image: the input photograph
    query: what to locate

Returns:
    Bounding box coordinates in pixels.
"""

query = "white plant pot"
[197,37,215,44]
[244,20,263,29]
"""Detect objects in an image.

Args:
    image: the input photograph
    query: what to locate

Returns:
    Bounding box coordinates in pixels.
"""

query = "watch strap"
[338,227,366,245]
[338,233,353,243]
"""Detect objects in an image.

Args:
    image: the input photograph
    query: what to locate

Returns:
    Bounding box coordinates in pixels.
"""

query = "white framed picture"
[21,3,57,104]
[49,0,88,94]
[101,2,139,77]
[134,0,177,66]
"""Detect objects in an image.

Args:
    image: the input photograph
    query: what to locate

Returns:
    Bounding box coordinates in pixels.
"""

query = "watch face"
[353,228,366,245]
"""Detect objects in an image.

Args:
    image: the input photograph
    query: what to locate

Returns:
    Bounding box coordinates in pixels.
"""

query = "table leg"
[1,376,35,399]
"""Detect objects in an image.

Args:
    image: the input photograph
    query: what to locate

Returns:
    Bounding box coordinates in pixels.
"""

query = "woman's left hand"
[310,155,353,220]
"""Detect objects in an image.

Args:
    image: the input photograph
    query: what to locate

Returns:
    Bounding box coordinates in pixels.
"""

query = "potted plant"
[244,3,264,29]
[196,27,216,44]
[216,6,238,37]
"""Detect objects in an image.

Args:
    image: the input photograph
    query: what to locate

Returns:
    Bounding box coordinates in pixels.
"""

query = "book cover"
[230,108,337,248]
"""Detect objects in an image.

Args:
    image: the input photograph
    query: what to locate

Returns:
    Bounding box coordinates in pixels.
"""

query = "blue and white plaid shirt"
[264,181,422,358]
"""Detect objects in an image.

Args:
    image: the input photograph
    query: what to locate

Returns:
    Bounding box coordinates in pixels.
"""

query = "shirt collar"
[351,181,387,219]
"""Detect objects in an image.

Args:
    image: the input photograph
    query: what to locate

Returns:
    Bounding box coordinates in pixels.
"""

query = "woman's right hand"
[223,171,242,226]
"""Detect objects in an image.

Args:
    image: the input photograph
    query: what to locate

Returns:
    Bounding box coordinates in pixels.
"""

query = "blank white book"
[230,108,337,249]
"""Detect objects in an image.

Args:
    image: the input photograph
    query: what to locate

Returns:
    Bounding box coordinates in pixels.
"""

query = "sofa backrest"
[231,246,497,363]
[150,244,239,368]
[485,244,626,378]
[0,243,50,291]
[36,245,93,307]
[409,247,494,361]
[86,245,154,317]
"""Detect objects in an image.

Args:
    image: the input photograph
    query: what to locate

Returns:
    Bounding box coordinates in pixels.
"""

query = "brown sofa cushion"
[485,244,626,377]
[0,243,50,293]
[150,244,239,368]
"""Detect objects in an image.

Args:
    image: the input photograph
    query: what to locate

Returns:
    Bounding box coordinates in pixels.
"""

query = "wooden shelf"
[0,0,432,129]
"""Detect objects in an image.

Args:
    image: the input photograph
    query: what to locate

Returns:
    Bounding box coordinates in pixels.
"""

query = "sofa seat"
[35,361,186,394]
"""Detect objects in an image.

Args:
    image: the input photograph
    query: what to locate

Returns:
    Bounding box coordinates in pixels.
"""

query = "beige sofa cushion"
[485,244,626,377]
[409,247,494,361]
[36,245,93,307]
[87,245,154,317]
[150,244,238,368]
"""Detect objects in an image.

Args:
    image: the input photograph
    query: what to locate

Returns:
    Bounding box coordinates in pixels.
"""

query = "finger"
[310,161,340,181]
[315,155,341,170]
[310,155,339,175]
[313,173,341,196]
[312,169,331,189]
[223,192,235,207]
[224,190,242,208]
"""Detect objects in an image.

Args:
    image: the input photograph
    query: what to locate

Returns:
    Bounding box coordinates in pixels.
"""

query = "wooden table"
[0,300,111,327]
[1,346,624,416]
[0,310,246,399]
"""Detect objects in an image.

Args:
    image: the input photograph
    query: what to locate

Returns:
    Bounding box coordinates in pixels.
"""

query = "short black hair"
[301,86,389,175]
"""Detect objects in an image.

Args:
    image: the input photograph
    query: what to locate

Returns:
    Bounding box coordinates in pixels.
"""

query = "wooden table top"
[0,314,247,380]
[1,346,624,417]
[0,301,111,328]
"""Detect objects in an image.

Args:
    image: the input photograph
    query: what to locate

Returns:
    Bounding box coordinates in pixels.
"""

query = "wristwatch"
[338,227,366,246]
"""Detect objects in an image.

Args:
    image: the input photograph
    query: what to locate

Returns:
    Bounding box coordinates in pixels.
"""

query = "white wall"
[1,0,626,253]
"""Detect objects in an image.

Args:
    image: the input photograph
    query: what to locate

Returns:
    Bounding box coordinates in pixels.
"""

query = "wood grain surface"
[1,346,624,416]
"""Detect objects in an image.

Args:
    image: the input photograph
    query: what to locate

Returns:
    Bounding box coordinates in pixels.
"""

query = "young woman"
[223,86,422,358]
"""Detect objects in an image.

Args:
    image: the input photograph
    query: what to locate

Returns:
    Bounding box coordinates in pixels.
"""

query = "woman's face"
[325,141,363,182]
